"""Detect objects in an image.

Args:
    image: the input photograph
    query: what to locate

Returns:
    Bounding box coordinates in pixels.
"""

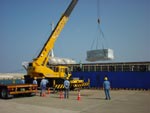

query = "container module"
[86,49,114,62]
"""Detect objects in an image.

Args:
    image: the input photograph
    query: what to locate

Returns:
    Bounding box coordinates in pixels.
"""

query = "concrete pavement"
[0,89,150,113]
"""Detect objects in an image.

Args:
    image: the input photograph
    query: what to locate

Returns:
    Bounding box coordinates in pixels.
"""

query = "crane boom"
[35,0,78,66]
[27,0,78,78]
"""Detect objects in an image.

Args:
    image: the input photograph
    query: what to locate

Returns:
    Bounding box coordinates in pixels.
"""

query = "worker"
[103,76,111,100]
[33,77,38,85]
[21,76,25,84]
[40,77,49,96]
[33,77,38,94]
[64,77,70,99]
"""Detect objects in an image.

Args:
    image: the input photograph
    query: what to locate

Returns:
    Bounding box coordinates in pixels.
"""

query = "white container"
[49,57,65,64]
[86,49,114,62]
[49,57,76,64]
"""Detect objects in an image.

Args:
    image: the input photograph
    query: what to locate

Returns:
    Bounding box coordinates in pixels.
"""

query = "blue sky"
[0,0,150,73]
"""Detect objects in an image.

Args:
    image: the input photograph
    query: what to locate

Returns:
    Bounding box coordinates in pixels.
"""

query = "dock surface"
[0,89,150,113]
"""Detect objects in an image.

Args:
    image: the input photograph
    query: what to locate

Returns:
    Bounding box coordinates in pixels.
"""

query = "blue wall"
[72,72,150,89]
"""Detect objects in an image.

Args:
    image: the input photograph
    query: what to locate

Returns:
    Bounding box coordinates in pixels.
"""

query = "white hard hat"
[104,77,108,81]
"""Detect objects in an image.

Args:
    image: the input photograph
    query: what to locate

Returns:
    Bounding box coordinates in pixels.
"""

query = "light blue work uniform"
[40,78,49,94]
[21,79,25,84]
[103,80,111,100]
[33,80,37,85]
[64,79,70,99]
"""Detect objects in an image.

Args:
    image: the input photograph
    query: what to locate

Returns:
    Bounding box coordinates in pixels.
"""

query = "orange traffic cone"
[77,90,81,101]
[60,91,64,99]
[42,92,46,97]
[35,88,38,95]
[47,88,51,95]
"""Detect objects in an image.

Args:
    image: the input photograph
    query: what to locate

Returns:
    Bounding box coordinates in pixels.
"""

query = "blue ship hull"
[72,72,150,90]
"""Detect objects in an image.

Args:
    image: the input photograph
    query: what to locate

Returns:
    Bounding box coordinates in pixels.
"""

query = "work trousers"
[104,89,111,100]
[40,86,46,96]
[64,88,69,99]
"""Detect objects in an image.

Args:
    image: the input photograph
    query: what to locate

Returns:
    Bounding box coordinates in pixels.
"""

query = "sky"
[0,0,150,73]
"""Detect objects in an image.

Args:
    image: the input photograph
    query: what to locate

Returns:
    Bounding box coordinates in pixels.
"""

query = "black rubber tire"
[1,89,7,98]
[1,89,13,99]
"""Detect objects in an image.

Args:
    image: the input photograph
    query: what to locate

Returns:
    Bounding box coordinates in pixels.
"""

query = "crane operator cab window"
[65,68,69,75]
[65,68,71,78]
[49,66,59,72]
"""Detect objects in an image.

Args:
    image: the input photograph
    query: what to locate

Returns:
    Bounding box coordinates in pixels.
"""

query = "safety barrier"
[53,81,90,90]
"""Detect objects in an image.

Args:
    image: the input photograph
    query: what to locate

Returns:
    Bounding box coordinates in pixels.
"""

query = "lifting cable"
[90,0,108,57]
[90,0,106,50]
[96,0,105,50]
[87,0,114,61]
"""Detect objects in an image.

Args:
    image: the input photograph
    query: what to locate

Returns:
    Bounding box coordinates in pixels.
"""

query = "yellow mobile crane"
[25,0,90,90]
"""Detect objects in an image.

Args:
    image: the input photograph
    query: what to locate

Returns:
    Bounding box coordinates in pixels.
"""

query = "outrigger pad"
[86,49,114,62]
